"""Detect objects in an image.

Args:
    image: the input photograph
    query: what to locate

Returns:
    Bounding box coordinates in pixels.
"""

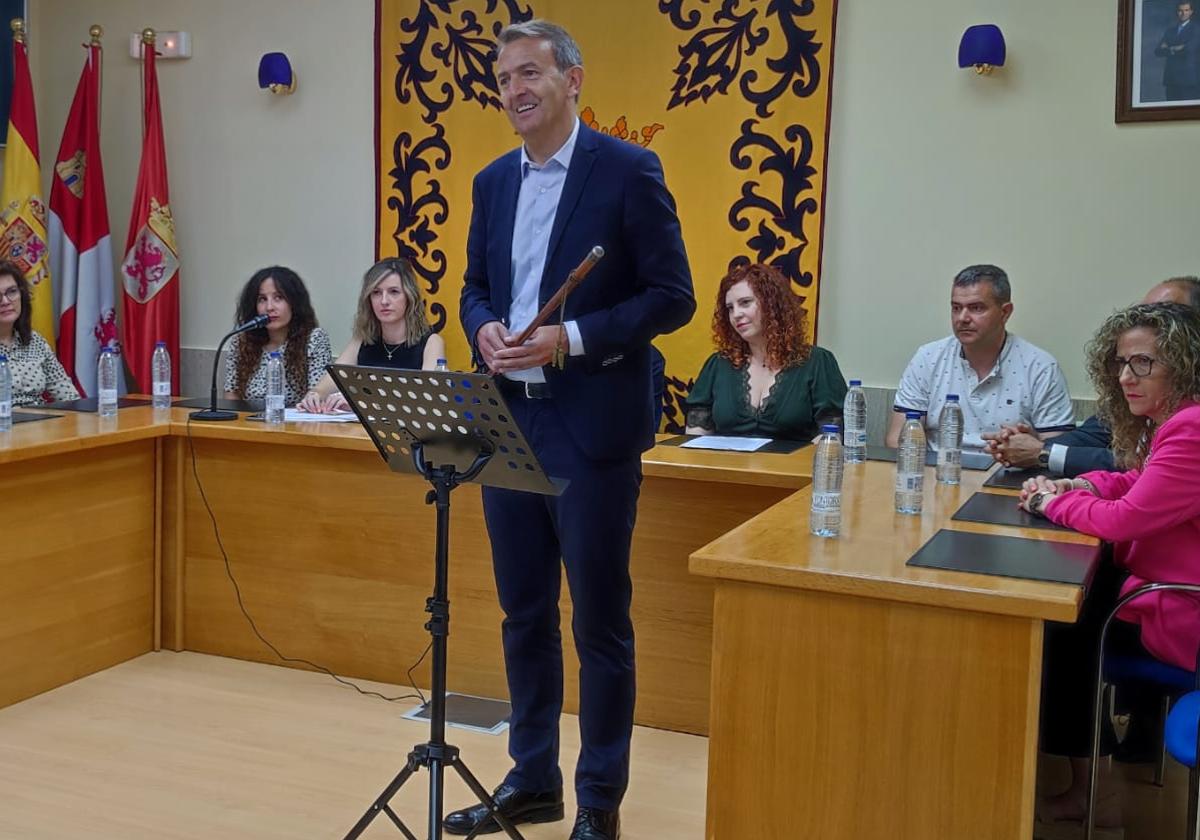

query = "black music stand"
[330,364,563,840]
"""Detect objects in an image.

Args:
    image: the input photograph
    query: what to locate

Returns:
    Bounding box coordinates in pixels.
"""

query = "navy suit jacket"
[460,123,695,461]
[1055,414,1117,476]
[1157,19,1200,87]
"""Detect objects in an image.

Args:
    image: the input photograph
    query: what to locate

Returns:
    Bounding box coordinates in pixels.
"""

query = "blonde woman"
[298,257,445,413]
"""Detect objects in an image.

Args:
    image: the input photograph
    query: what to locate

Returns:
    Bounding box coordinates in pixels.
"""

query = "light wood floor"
[0,652,706,839]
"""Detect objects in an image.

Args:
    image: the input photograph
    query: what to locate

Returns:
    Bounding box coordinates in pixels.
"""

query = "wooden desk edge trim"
[688,553,1085,623]
[640,459,810,489]
[0,423,168,465]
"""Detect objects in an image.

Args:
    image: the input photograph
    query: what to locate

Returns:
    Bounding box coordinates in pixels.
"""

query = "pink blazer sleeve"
[1044,408,1200,543]
[1077,467,1140,499]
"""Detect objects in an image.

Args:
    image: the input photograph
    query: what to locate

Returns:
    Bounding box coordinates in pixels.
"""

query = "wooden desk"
[157,419,813,735]
[1,408,167,708]
[690,461,1100,840]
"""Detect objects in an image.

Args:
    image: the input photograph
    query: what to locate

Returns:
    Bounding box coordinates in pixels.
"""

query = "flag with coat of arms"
[121,29,179,392]
[0,22,54,345]
[49,33,116,396]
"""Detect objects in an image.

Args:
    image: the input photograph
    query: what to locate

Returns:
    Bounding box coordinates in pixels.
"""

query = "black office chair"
[1085,582,1200,840]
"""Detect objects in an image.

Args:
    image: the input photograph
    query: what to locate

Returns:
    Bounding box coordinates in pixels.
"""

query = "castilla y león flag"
[121,32,179,392]
[49,38,116,396]
[1,30,54,344]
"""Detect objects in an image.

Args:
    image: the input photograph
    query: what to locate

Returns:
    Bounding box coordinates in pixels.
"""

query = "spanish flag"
[0,21,53,346]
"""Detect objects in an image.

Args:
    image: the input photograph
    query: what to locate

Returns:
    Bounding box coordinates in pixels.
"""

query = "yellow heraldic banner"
[376,0,839,432]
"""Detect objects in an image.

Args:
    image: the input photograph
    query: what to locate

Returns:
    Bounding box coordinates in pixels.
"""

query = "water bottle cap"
[821,424,840,434]
[945,394,959,402]
[849,379,862,387]
[100,346,113,354]
[436,358,447,365]
[269,350,282,358]
[906,411,922,420]
[155,340,167,348]
[0,352,6,361]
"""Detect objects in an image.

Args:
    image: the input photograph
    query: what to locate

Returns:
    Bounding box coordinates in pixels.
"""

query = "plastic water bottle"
[936,394,964,485]
[0,353,11,432]
[435,358,449,372]
[895,411,926,514]
[151,341,172,410]
[97,347,119,417]
[809,424,844,537]
[265,351,285,425]
[843,380,867,463]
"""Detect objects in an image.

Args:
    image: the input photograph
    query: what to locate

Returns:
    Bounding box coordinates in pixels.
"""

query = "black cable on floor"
[185,415,429,706]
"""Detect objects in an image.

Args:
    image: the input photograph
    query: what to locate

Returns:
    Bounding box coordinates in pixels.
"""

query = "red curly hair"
[712,263,810,370]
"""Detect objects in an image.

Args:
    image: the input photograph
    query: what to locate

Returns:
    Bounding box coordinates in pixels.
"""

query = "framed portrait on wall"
[1117,0,1200,122]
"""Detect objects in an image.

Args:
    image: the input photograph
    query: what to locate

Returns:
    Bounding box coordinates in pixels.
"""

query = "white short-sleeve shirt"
[893,334,1075,451]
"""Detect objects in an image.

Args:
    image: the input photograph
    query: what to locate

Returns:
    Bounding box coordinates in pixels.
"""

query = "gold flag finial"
[141,27,155,45]
[11,18,25,43]
[89,24,103,44]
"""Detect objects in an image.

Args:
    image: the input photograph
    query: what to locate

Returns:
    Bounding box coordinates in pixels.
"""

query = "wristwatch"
[1037,446,1050,469]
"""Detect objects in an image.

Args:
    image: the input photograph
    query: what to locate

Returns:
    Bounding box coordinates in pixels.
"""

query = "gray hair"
[953,264,1011,304]
[497,19,583,71]
[1163,276,1200,309]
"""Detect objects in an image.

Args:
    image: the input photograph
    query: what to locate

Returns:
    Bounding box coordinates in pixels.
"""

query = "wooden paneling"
[704,580,1044,840]
[0,441,157,707]
[173,432,797,735]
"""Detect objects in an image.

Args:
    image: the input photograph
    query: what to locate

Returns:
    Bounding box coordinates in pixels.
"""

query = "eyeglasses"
[1107,354,1157,378]
[0,287,19,302]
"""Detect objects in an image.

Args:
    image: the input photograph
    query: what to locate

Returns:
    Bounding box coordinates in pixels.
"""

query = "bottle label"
[266,395,285,412]
[848,430,867,446]
[99,388,118,404]
[811,491,841,512]
[938,449,960,467]
[895,473,924,493]
[0,400,9,419]
[153,382,171,396]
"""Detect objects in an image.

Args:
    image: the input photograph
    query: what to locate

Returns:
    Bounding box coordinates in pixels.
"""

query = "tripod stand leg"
[343,757,421,840]
[452,758,527,840]
[428,755,445,840]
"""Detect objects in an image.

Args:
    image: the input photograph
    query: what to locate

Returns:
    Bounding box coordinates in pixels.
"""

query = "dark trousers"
[1040,557,1150,757]
[481,393,641,811]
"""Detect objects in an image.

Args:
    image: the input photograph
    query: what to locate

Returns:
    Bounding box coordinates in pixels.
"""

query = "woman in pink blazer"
[1020,301,1200,829]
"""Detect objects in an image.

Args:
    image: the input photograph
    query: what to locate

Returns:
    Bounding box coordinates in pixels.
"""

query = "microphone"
[231,313,270,334]
[190,314,271,421]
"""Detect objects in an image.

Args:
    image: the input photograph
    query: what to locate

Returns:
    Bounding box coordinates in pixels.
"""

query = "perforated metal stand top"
[330,364,561,495]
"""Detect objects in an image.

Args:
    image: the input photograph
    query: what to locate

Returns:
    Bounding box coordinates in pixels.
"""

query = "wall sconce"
[958,25,1006,75]
[258,52,296,95]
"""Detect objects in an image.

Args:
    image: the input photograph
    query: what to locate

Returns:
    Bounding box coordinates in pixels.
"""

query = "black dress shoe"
[568,807,620,840]
[442,783,564,836]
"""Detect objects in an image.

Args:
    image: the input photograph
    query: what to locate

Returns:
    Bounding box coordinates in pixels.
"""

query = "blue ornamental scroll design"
[387,124,452,331]
[661,0,823,117]
[727,118,818,294]
[394,0,533,124]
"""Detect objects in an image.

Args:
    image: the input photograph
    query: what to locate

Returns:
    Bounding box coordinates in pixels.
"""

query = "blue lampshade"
[257,52,296,93]
[958,24,1006,70]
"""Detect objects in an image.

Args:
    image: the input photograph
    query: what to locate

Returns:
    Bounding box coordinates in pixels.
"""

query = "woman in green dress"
[685,263,847,441]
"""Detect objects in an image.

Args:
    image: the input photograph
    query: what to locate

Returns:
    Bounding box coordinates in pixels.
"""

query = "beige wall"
[26,0,1199,395]
[32,0,374,353]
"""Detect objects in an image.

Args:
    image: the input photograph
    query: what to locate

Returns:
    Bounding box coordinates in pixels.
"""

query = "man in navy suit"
[983,277,1200,475]
[447,19,694,840]
[1156,1,1200,101]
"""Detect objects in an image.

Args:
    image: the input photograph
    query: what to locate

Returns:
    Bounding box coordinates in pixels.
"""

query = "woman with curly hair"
[1018,301,1200,829]
[297,257,445,413]
[223,266,332,406]
[685,262,847,440]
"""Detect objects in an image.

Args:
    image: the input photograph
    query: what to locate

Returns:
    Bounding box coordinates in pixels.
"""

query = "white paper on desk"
[283,408,360,423]
[680,435,771,452]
